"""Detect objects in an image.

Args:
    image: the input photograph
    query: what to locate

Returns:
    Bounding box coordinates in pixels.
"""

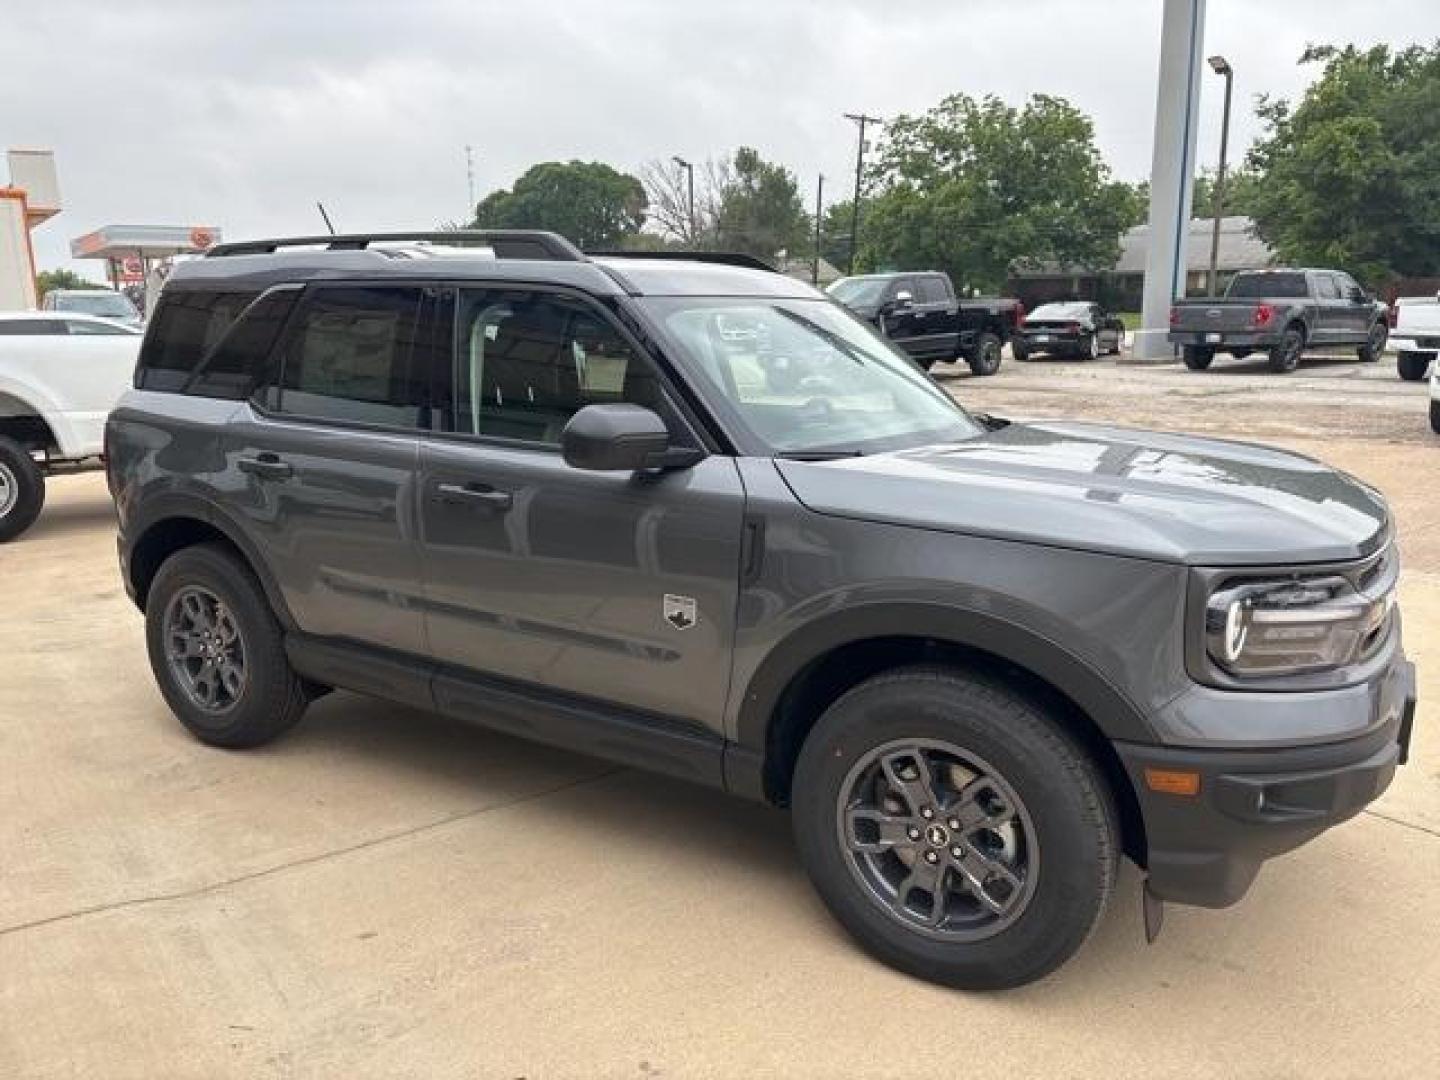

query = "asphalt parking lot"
[3,351,1438,1079]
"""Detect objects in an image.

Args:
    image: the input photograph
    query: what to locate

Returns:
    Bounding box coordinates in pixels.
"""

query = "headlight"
[1205,575,1394,677]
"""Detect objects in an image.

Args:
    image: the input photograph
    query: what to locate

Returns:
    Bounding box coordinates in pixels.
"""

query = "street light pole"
[1206,55,1234,297]
[844,112,882,275]
[672,156,695,246]
[812,174,824,286]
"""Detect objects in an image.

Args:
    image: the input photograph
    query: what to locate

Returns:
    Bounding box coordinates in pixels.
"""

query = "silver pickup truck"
[1169,268,1389,374]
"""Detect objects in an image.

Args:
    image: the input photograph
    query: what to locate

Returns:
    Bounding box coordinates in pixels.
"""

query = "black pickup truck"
[1169,268,1390,373]
[828,271,1023,376]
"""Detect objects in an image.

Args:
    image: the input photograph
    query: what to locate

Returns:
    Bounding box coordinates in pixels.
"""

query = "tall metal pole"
[1207,58,1234,297]
[672,156,695,246]
[812,174,824,285]
[844,113,881,275]
[465,145,476,222]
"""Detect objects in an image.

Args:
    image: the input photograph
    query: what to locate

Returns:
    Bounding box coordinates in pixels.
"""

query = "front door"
[228,283,443,656]
[417,286,746,731]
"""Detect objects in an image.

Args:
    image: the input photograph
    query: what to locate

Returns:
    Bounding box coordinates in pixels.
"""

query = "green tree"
[1245,42,1440,285]
[36,268,104,296]
[1192,166,1263,221]
[713,147,809,260]
[469,160,647,249]
[860,94,1135,292]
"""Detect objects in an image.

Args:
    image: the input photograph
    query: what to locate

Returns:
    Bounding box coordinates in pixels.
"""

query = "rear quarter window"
[136,290,259,391]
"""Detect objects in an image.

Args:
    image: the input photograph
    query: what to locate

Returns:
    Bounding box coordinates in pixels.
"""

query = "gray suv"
[107,231,1417,990]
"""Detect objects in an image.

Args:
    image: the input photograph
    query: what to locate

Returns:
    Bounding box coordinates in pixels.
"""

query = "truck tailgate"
[1172,301,1260,334]
[1396,298,1440,346]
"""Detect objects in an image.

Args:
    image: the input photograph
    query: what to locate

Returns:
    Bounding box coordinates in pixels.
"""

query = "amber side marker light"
[1144,768,1201,796]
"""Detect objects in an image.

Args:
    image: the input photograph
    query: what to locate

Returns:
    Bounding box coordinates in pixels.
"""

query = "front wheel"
[145,543,309,748]
[791,666,1118,991]
[1398,351,1433,382]
[1268,326,1305,373]
[0,436,45,542]
[1430,401,1440,435]
[1083,333,1101,361]
[1357,322,1388,363]
[967,333,1003,377]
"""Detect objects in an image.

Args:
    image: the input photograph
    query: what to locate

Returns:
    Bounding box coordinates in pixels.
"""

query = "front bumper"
[1116,659,1416,908]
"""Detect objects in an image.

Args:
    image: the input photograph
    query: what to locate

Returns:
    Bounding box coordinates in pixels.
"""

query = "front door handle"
[237,453,293,480]
[436,482,513,511]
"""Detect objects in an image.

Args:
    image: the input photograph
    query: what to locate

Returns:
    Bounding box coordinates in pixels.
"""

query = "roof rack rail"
[586,250,777,273]
[206,230,585,261]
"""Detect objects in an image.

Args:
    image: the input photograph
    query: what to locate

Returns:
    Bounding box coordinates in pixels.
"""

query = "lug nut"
[924,851,939,864]
[948,818,961,831]
[951,846,964,859]
[920,807,934,820]
[907,827,921,841]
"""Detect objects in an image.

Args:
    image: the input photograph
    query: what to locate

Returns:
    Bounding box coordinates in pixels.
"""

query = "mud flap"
[1143,878,1165,944]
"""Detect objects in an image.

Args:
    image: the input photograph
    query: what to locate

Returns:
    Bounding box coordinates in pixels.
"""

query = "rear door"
[1333,273,1371,341]
[226,283,442,657]
[1311,272,1346,343]
[878,277,922,355]
[907,274,960,358]
[415,285,746,732]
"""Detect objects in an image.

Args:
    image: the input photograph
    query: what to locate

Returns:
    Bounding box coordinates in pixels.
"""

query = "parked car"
[107,231,1415,991]
[1392,292,1440,382]
[1169,268,1389,373]
[1012,301,1126,361]
[828,271,1023,376]
[0,311,141,540]
[41,288,143,328]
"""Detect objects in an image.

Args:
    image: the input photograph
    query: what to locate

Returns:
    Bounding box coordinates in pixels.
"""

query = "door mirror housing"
[1347,284,1367,303]
[561,404,694,472]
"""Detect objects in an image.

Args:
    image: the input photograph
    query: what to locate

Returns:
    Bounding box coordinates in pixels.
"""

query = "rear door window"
[1315,275,1340,300]
[915,277,947,304]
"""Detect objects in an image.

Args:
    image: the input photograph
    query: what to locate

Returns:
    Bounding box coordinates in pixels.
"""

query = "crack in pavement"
[1363,807,1440,840]
[0,767,623,942]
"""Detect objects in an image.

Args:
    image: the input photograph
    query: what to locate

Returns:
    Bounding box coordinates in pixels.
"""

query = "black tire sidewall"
[0,437,45,542]
[1270,328,1303,372]
[144,544,305,748]
[1399,352,1430,382]
[792,668,1116,990]
[1183,347,1213,371]
[1430,400,1440,435]
[968,334,1002,376]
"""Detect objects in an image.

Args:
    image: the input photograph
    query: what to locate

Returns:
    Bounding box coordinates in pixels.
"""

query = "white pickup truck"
[0,312,141,540]
[1394,292,1440,383]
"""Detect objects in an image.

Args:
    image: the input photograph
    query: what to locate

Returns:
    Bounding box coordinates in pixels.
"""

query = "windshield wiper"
[775,449,866,461]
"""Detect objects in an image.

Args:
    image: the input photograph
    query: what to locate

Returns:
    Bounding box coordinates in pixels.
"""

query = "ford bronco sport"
[107,232,1417,990]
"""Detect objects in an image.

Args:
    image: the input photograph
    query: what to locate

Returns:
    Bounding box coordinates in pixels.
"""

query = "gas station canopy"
[70,223,221,261]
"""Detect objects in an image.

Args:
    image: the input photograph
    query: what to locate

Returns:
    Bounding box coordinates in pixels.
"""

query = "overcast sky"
[4,0,1436,276]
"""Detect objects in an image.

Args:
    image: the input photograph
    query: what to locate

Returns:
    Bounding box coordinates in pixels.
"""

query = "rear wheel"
[0,436,45,542]
[1357,322,1388,363]
[1398,351,1433,382]
[1430,401,1440,435]
[1268,325,1305,373]
[1182,346,1214,371]
[967,333,1003,377]
[791,666,1118,991]
[145,543,309,748]
[1083,333,1100,360]
[1010,337,1030,362]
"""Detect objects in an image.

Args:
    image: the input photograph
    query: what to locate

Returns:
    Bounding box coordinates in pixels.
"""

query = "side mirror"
[561,403,684,472]
[1347,285,1367,303]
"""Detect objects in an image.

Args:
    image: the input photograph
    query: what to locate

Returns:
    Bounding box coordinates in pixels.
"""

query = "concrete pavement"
[2,363,1438,1077]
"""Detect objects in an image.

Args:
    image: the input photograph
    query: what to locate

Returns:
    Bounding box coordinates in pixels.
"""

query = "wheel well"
[129,517,243,611]
[1286,319,1307,341]
[0,393,59,455]
[761,636,1147,865]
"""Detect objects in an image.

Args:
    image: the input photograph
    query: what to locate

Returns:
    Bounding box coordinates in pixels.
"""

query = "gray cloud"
[3,0,1434,275]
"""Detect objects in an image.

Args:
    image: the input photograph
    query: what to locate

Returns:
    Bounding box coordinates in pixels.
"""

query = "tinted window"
[1316,275,1340,300]
[914,276,947,304]
[1227,273,1308,299]
[65,318,136,336]
[183,289,299,400]
[452,290,662,446]
[0,319,65,335]
[138,290,259,390]
[271,287,430,428]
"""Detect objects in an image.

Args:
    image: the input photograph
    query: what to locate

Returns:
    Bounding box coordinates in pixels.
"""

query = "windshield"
[1228,273,1307,299]
[1029,302,1090,320]
[826,277,889,308]
[55,292,136,318]
[642,297,984,455]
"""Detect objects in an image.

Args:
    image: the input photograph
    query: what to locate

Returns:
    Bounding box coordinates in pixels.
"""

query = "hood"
[774,421,1389,566]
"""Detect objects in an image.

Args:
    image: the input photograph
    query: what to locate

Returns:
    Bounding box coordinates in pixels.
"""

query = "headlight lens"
[1205,575,1393,676]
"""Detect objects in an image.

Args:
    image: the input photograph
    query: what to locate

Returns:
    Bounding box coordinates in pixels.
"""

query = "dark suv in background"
[108,232,1415,990]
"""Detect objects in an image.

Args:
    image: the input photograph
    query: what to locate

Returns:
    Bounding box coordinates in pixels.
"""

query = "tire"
[0,436,45,542]
[916,356,938,372]
[1082,333,1100,361]
[1231,348,1251,360]
[1182,346,1214,371]
[144,543,309,749]
[1268,325,1305,373]
[791,665,1118,991]
[1398,351,1432,382]
[1430,400,1440,435]
[1010,337,1030,362]
[1108,327,1125,356]
[1357,322,1388,363]
[967,333,1003,377]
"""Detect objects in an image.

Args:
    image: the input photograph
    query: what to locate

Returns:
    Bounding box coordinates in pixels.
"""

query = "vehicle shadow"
[1191,352,1368,376]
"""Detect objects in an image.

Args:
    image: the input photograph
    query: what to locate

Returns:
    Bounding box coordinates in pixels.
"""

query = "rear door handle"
[237,454,293,480]
[435,482,513,511]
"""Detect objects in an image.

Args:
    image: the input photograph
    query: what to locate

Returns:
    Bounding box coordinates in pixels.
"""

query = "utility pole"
[465,145,476,222]
[1206,55,1234,297]
[672,156,695,246]
[812,174,824,286]
[844,113,882,275]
